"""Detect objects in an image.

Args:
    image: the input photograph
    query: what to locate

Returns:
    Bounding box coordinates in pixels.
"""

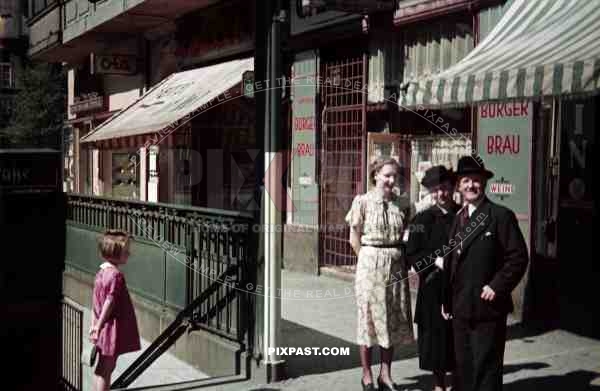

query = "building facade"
[25,0,600,384]
[0,0,28,130]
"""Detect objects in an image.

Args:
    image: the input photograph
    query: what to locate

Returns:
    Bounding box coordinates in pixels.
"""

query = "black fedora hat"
[455,155,494,179]
[421,165,455,189]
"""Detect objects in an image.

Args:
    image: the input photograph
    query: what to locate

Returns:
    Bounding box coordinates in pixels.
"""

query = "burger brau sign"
[477,100,532,218]
[480,102,529,155]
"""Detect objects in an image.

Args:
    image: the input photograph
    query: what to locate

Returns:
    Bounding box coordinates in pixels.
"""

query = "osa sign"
[93,54,138,75]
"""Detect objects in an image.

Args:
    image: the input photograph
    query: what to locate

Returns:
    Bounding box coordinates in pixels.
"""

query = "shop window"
[0,96,13,123]
[62,127,75,193]
[112,152,139,200]
[410,136,472,212]
[0,63,13,89]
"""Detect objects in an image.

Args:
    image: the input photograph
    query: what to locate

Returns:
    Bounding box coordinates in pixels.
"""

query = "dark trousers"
[453,317,507,391]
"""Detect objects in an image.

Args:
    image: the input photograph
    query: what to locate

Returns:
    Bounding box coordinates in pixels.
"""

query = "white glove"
[434,256,444,270]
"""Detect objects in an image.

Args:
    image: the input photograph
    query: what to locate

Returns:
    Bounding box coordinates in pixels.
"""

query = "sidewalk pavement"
[79,306,209,391]
[197,270,600,391]
[78,270,600,390]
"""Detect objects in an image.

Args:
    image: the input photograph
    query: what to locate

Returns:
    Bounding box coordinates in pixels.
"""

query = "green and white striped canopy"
[400,0,600,109]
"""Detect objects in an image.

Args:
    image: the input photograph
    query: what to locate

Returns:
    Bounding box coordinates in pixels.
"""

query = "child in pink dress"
[89,230,141,391]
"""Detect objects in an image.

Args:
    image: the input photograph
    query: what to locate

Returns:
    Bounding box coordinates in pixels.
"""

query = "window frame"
[0,62,13,89]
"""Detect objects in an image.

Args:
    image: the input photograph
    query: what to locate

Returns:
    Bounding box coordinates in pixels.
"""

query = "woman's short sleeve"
[345,194,364,229]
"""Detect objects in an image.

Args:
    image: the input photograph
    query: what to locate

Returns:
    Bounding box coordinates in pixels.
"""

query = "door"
[557,97,598,337]
[319,57,365,268]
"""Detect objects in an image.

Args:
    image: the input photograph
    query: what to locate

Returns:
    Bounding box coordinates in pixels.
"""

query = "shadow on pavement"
[503,362,550,374]
[281,319,418,378]
[400,362,555,391]
[506,321,557,341]
[504,370,600,390]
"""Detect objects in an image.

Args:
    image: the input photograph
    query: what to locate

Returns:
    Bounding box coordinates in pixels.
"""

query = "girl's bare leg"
[94,354,117,391]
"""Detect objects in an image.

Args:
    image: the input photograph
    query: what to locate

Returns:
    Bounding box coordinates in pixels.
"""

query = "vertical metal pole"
[263,0,286,382]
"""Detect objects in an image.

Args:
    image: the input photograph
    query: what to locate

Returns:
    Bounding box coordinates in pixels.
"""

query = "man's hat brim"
[455,168,494,179]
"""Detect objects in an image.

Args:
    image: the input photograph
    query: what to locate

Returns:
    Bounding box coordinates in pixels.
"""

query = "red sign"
[296,143,315,156]
[487,135,521,155]
[294,116,315,131]
[480,102,529,118]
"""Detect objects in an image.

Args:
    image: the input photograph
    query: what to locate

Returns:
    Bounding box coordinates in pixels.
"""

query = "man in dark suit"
[442,155,529,391]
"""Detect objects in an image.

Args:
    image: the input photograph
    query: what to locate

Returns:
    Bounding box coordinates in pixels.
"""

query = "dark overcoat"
[405,203,459,371]
[443,197,529,391]
[443,197,529,320]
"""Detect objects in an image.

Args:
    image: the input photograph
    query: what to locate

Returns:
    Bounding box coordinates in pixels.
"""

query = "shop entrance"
[319,56,365,268]
[556,97,598,338]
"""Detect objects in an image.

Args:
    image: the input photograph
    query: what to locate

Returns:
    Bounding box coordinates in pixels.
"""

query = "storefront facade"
[282,2,366,274]
[77,1,258,211]
[398,0,600,323]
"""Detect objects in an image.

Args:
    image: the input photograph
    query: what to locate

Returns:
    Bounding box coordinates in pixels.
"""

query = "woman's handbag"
[82,345,99,367]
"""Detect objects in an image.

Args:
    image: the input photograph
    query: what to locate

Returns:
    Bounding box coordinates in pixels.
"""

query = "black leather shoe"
[361,379,376,391]
[377,378,396,391]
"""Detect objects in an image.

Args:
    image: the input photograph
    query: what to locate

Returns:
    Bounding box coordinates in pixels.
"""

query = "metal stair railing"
[110,264,240,389]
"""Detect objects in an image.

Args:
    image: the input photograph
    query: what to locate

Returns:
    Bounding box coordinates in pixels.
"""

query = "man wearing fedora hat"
[442,155,528,391]
[406,165,460,391]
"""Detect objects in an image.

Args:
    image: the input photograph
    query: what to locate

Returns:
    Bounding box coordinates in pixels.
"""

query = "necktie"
[460,206,469,228]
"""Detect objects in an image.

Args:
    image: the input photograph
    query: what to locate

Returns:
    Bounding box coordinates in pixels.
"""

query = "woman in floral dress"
[346,157,414,391]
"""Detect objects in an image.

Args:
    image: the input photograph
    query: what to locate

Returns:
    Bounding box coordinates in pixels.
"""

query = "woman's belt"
[361,243,402,248]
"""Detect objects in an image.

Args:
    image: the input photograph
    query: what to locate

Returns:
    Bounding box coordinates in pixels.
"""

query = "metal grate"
[319,56,366,267]
[60,301,83,391]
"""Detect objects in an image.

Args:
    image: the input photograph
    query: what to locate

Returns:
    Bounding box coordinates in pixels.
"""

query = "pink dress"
[93,263,141,357]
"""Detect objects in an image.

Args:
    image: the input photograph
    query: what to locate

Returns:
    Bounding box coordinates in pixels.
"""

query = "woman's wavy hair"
[368,157,402,186]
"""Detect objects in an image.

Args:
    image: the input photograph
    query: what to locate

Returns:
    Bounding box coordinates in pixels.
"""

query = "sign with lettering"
[94,54,138,75]
[0,150,61,193]
[70,92,106,115]
[175,2,255,68]
[291,51,319,225]
[478,101,532,243]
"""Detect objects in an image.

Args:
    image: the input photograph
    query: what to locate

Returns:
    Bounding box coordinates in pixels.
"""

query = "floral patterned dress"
[345,190,414,348]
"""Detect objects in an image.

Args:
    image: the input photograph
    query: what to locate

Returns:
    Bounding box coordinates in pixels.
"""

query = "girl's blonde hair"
[98,229,130,260]
[369,157,402,186]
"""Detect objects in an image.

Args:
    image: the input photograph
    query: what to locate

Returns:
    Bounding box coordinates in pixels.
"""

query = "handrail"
[66,193,254,220]
[111,265,240,389]
[65,194,255,387]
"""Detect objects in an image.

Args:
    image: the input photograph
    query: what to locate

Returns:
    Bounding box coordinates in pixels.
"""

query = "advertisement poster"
[478,101,532,244]
[291,51,319,225]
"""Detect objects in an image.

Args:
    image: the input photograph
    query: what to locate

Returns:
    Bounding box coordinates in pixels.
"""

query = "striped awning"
[400,0,600,109]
